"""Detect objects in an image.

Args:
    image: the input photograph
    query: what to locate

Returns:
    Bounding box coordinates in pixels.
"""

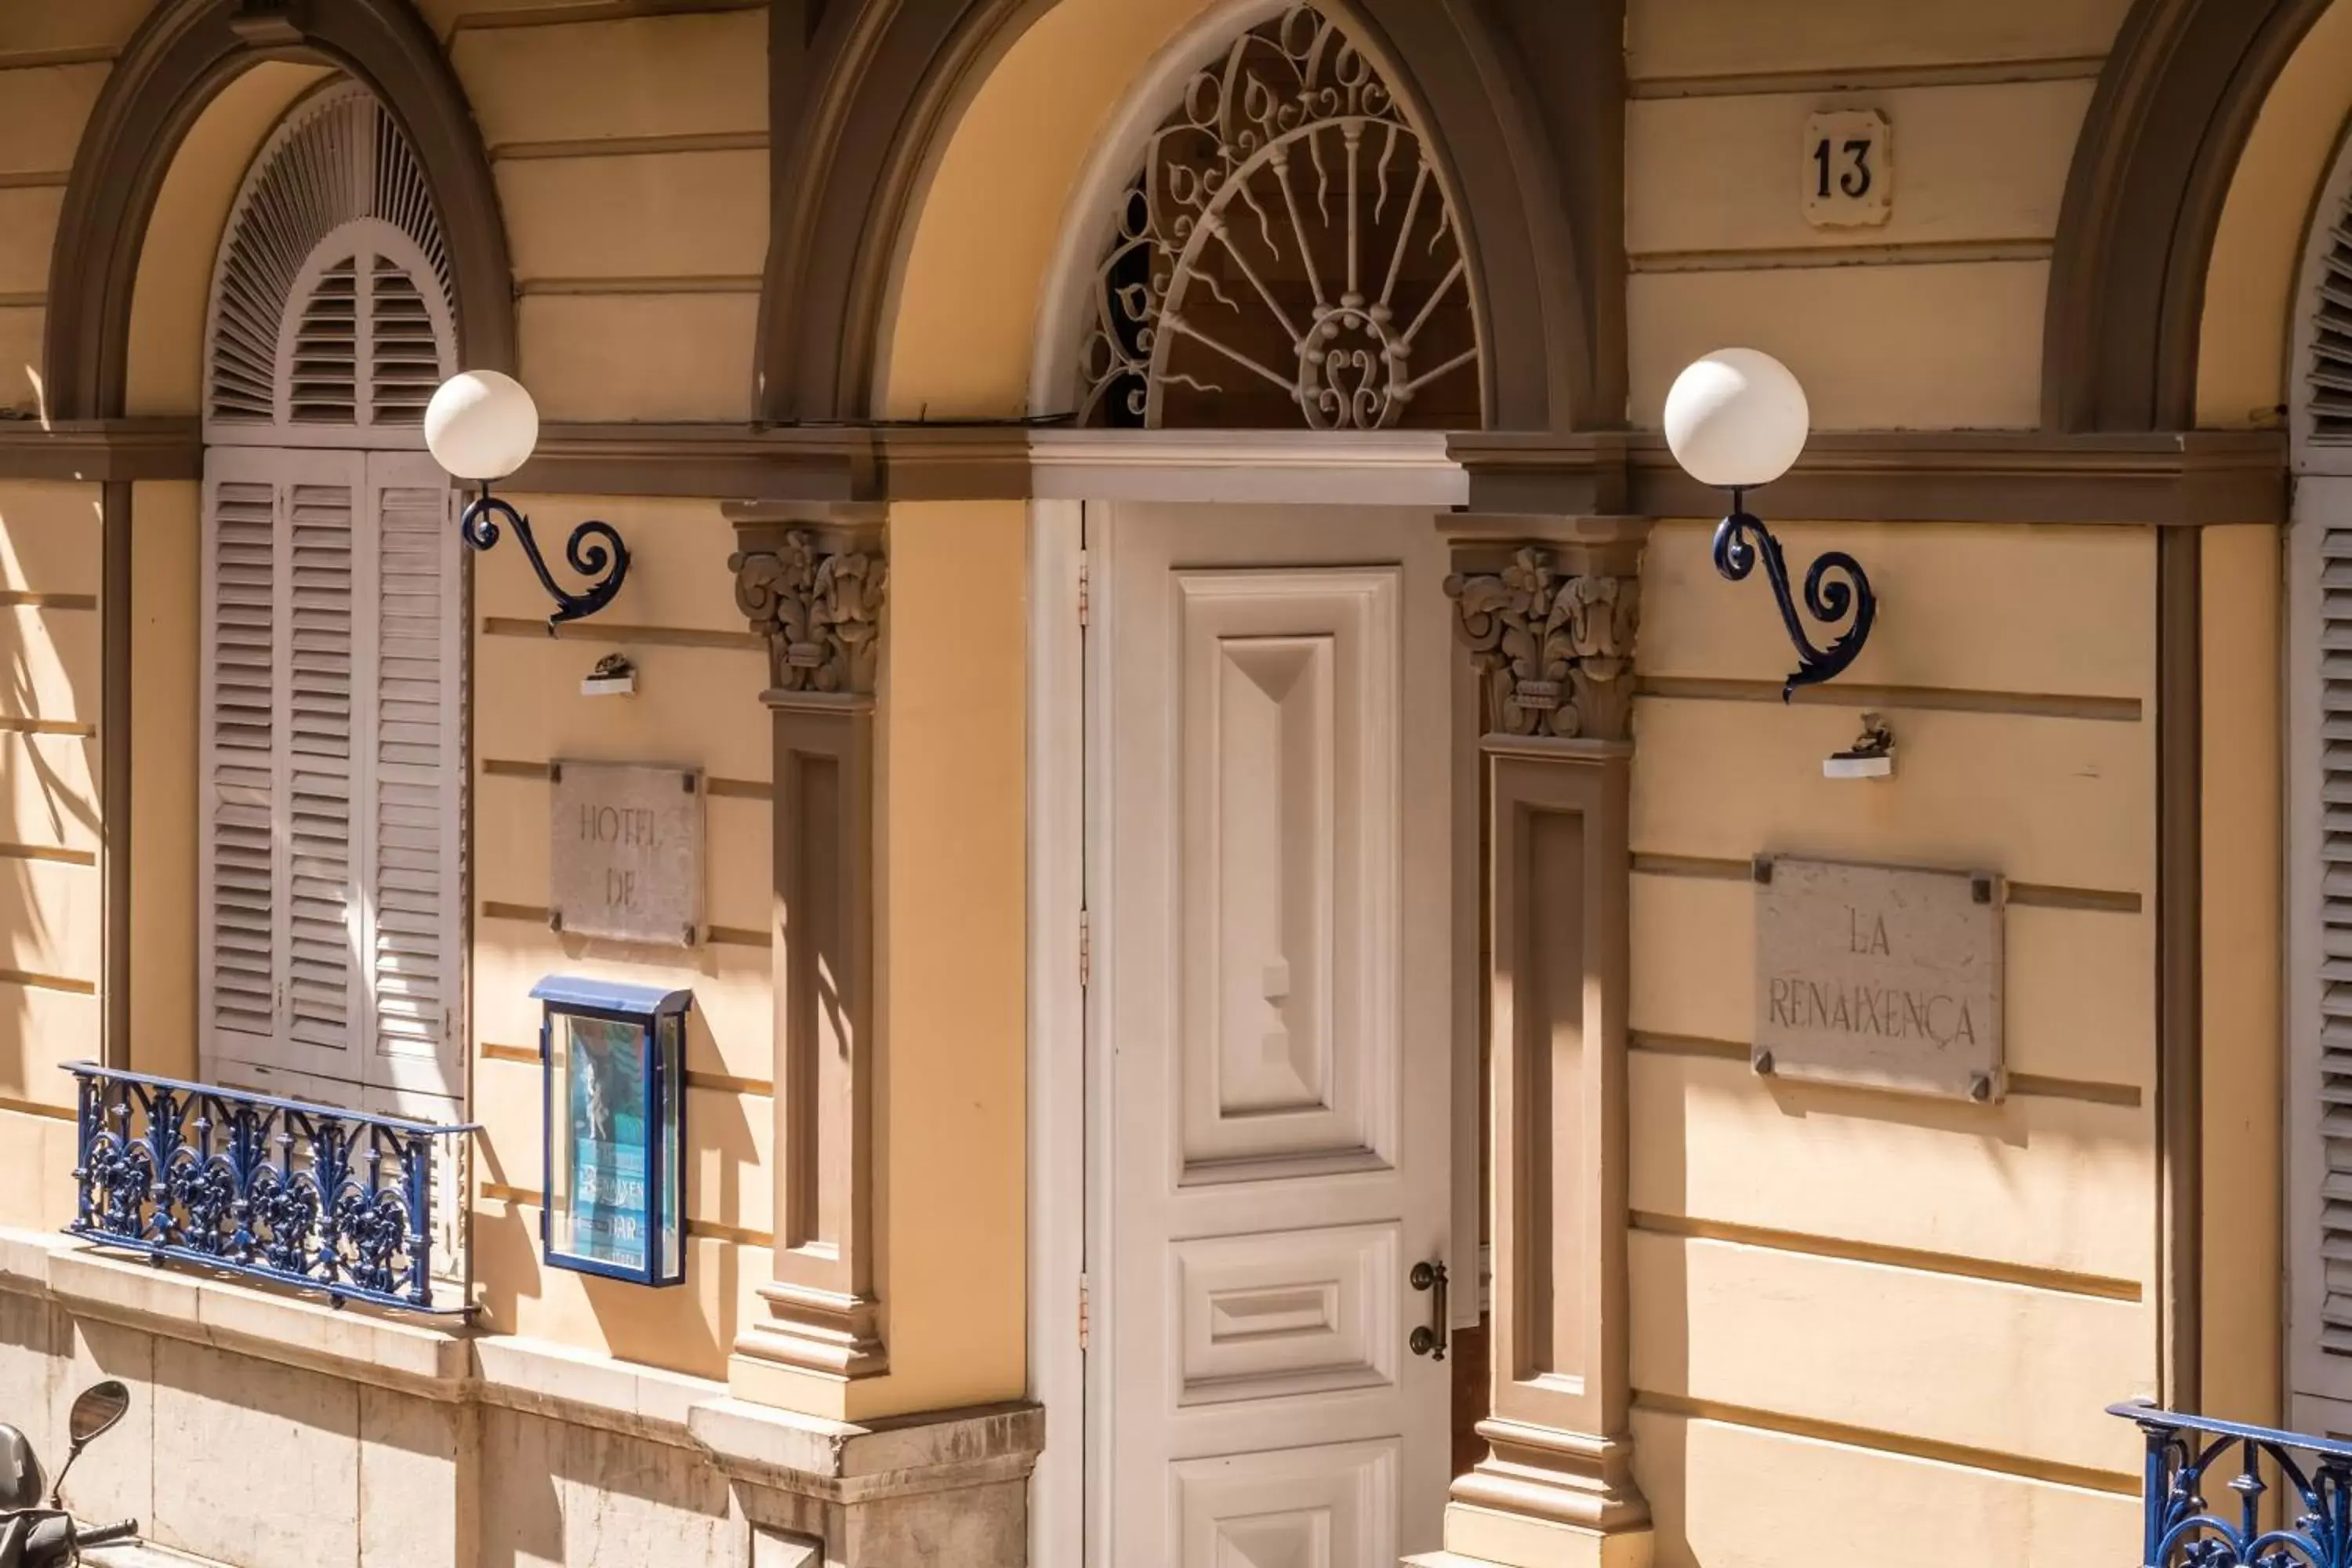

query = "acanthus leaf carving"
[1445,546,1640,742]
[731,530,888,697]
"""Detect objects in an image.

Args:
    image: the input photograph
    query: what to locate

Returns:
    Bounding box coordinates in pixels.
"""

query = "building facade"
[0,0,2336,1563]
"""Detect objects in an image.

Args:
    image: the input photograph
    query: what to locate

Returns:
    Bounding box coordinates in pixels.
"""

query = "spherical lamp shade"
[1662,348,1811,490]
[424,370,540,482]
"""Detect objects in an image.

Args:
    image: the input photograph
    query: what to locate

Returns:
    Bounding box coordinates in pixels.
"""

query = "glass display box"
[529,976,693,1286]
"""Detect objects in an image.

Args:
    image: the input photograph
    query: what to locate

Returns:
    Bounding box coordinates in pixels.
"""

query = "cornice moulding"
[0,421,2289,524]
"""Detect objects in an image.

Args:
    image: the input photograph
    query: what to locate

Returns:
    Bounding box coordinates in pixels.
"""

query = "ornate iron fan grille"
[1079,2,1483,430]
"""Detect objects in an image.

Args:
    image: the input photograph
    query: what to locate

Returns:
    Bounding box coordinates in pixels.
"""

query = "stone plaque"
[550,760,705,947]
[1753,856,2003,1102]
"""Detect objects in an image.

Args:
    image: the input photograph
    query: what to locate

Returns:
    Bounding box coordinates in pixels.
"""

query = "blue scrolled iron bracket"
[461,483,629,628]
[1711,486,1875,701]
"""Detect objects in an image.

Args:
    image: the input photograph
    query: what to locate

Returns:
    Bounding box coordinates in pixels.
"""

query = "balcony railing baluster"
[2111,1400,2352,1566]
[63,1062,477,1315]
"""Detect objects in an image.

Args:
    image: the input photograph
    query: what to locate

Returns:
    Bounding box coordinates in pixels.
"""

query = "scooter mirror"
[67,1383,128,1448]
[0,1425,41,1512]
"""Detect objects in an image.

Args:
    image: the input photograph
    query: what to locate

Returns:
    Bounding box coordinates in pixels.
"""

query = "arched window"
[198,82,466,1121]
[205,83,456,440]
[1078,2,1483,430]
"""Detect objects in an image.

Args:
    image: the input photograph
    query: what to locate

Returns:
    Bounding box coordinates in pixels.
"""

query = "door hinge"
[1078,1272,1091,1353]
[1078,908,1091,992]
[1076,550,1090,629]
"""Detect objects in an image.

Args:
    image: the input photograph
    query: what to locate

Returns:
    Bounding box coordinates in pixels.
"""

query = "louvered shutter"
[201,448,368,1087]
[201,456,280,1054]
[362,451,465,1096]
[2296,475,2352,1424]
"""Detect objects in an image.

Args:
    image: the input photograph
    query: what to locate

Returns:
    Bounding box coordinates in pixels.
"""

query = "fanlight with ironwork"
[1080,2,1483,430]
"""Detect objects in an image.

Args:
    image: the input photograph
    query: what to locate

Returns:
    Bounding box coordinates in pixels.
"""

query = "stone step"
[1401,1553,1498,1568]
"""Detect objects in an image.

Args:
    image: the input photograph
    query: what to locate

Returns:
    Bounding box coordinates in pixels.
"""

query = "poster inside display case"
[530,977,692,1286]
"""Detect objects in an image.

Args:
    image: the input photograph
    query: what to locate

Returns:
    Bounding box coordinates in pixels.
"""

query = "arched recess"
[2042,0,2333,434]
[757,0,1624,430]
[44,0,512,424]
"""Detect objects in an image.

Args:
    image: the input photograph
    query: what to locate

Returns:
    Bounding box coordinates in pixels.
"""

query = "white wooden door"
[1091,501,1454,1567]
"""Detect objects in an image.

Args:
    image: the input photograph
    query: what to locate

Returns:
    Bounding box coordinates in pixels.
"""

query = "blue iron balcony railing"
[64,1062,477,1314]
[2111,1399,2352,1566]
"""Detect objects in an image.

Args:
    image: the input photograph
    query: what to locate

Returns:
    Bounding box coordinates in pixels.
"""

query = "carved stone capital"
[730,528,888,698]
[1445,543,1642,743]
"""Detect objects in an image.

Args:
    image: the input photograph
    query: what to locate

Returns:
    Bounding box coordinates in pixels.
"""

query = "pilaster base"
[1436,1419,1652,1568]
[732,1279,888,1420]
[691,1396,1044,1567]
[1432,1504,1654,1568]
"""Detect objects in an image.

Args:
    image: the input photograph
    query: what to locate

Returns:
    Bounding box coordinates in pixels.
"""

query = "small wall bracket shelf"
[461,483,629,627]
[1713,488,1875,700]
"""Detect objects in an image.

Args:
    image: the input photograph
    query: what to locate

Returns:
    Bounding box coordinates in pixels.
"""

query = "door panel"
[1094,502,1452,1566]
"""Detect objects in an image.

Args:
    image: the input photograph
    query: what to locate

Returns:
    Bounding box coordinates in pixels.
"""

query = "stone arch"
[2042,0,2334,433]
[757,0,1624,431]
[44,0,512,424]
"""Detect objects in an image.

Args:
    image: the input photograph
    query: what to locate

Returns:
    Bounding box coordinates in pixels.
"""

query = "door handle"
[1409,1260,1449,1361]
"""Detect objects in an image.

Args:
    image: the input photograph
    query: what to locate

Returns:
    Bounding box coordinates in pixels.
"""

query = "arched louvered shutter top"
[205,82,457,444]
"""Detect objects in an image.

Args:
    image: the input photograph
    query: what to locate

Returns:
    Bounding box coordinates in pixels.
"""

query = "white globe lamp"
[425,369,540,483]
[1662,347,1809,492]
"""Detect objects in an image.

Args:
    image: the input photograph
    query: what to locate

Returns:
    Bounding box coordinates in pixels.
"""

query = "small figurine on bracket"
[1824,713,1895,780]
[580,652,638,698]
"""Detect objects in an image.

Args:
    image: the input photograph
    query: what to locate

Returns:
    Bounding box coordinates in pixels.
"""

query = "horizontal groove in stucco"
[0,717,93,739]
[492,131,770,161]
[0,965,94,996]
[0,47,119,73]
[1629,1390,2138,1496]
[1632,240,2055,274]
[1632,1210,2145,1301]
[515,276,764,296]
[1635,677,2143,722]
[0,842,96,867]
[1628,55,2109,100]
[446,0,765,35]
[476,1179,772,1247]
[1628,1030,2144,1107]
[0,1094,71,1122]
[478,901,771,948]
[0,173,67,191]
[0,592,96,612]
[479,1039,771,1097]
[480,757,771,799]
[1629,855,2146,916]
[0,294,45,312]
[480,616,763,652]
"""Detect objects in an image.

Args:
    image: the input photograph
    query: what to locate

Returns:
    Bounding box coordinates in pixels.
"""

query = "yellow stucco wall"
[1628,521,2155,1561]
[1621,3,2159,1559]
[0,480,103,1234]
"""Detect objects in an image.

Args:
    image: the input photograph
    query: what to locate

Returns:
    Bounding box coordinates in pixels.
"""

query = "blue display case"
[530,977,693,1287]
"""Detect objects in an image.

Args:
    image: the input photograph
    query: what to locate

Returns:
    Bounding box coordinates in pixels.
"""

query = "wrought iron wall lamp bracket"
[428,370,630,628]
[1666,347,1877,702]
[1711,488,1875,700]
[460,483,630,628]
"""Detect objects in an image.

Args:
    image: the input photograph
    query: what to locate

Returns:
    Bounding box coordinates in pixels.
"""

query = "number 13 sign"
[1804,109,1892,228]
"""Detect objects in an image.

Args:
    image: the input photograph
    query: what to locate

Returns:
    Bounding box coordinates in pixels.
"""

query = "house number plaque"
[1803,109,1892,228]
[550,760,706,947]
[1752,856,2003,1102]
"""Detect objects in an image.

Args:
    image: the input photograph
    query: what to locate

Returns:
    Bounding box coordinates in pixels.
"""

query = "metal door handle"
[1410,1261,1449,1361]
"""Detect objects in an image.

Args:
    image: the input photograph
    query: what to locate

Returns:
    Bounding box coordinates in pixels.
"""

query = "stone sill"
[0,1229,1044,1502]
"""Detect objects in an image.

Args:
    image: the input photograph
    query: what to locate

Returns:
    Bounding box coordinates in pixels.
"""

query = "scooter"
[0,1381,140,1565]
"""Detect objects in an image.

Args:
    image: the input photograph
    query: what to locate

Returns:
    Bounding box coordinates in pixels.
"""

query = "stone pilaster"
[727,510,891,1411]
[1434,531,1653,1568]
